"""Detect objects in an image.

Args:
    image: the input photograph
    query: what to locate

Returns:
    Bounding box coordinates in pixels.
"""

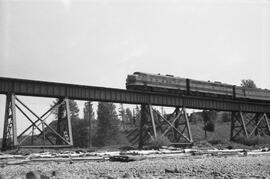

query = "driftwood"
[109,155,146,162]
[30,156,103,162]
[6,159,30,165]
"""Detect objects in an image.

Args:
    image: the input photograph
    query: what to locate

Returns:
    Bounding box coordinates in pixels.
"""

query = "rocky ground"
[1,154,270,179]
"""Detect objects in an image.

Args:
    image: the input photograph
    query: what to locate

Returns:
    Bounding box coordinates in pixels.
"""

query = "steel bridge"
[1,77,270,150]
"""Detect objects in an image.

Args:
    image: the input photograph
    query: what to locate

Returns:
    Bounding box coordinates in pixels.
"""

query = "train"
[126,72,270,101]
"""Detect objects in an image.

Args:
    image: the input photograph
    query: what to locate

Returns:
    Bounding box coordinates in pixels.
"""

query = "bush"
[148,134,171,149]
[208,139,223,145]
[203,121,215,132]
[234,136,270,146]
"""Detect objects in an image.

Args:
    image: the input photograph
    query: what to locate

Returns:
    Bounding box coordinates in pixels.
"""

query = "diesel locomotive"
[126,72,270,101]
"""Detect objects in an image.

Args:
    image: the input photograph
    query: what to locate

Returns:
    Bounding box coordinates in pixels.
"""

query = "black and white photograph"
[0,0,270,178]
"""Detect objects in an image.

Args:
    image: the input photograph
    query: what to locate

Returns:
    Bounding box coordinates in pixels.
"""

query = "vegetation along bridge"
[1,77,270,150]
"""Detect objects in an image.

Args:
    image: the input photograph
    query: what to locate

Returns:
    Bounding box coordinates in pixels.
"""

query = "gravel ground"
[1,155,270,179]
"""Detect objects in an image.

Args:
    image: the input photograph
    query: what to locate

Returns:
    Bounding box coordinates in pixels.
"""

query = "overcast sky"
[0,0,270,137]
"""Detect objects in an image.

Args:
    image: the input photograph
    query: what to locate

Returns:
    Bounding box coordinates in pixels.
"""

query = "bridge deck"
[0,77,270,113]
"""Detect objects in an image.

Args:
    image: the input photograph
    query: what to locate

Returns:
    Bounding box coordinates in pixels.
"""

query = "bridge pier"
[138,105,193,149]
[231,111,270,140]
[1,94,73,151]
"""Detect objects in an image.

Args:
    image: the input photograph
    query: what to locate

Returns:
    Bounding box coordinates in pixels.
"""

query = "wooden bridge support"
[1,94,73,151]
[138,104,193,149]
[231,111,270,140]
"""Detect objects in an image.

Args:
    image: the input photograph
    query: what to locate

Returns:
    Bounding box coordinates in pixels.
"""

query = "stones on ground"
[51,171,57,177]
[1,151,270,178]
[227,145,233,149]
[26,171,49,179]
[122,172,132,178]
[106,175,117,179]
[164,168,180,173]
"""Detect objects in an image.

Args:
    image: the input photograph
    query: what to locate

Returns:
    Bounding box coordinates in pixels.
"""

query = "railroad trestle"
[1,77,270,150]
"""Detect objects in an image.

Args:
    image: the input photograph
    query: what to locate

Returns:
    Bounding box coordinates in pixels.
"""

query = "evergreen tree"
[83,102,94,121]
[49,99,86,147]
[50,99,79,119]
[83,101,95,147]
[118,104,127,129]
[125,108,133,125]
[93,102,121,147]
[133,105,141,126]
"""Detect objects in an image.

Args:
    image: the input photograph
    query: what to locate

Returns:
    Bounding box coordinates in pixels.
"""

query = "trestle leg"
[231,111,270,140]
[1,94,73,151]
[138,104,193,149]
[2,93,17,151]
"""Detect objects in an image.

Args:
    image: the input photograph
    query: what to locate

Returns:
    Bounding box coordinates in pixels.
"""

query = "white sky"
[0,0,270,137]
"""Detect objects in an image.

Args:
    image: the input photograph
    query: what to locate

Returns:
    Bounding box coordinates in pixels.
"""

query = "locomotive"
[126,72,270,101]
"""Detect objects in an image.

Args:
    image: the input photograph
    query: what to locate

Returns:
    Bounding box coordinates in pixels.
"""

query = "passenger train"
[126,72,270,101]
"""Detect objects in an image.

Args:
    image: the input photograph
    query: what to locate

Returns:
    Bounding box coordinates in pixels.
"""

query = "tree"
[133,105,141,126]
[50,99,79,119]
[119,104,127,129]
[93,102,122,147]
[49,99,86,147]
[125,108,133,125]
[83,101,94,121]
[202,110,216,139]
[82,101,95,147]
[241,79,257,88]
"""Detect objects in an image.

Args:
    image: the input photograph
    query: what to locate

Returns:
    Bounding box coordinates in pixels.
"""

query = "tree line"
[46,79,258,146]
[49,100,136,148]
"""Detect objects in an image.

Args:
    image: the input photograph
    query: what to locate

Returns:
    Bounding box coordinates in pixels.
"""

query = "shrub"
[234,135,270,146]
[203,121,215,132]
[208,139,223,145]
[148,134,171,149]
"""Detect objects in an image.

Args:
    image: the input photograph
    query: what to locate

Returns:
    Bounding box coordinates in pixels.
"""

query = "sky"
[0,0,270,137]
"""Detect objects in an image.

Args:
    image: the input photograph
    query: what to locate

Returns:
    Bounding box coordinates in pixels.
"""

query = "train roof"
[133,72,180,79]
[131,72,270,91]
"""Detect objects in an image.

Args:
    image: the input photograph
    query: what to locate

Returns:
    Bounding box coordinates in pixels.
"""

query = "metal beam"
[65,98,73,146]
[149,105,157,139]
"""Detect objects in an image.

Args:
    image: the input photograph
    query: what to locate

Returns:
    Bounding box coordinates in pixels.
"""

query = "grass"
[190,121,231,142]
[147,133,171,149]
